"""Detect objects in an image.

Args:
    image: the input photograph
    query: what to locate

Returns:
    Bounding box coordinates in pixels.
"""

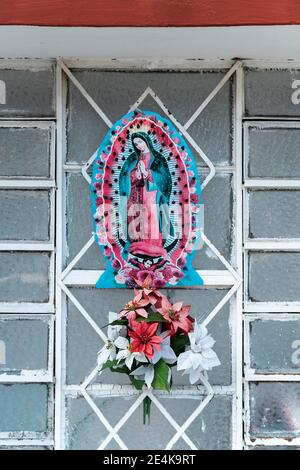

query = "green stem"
[143,396,151,425]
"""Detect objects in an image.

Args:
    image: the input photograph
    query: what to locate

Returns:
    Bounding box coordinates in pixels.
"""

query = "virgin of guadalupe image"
[91,109,203,288]
[119,132,174,270]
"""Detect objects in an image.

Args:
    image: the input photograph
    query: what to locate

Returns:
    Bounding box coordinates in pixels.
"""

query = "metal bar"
[54,62,64,450]
[244,302,300,313]
[165,373,214,449]
[244,240,300,250]
[245,437,300,446]
[57,59,113,128]
[244,179,300,188]
[59,281,107,342]
[0,439,54,446]
[64,58,236,70]
[0,242,54,251]
[81,388,128,449]
[184,60,242,130]
[60,237,94,281]
[245,372,300,381]
[98,392,147,450]
[65,384,235,396]
[0,303,55,313]
[149,392,198,450]
[231,65,244,450]
[63,269,236,287]
[0,180,55,188]
[0,120,55,129]
[0,372,53,383]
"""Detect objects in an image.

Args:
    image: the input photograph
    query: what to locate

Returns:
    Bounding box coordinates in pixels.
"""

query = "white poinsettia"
[97,312,126,368]
[177,322,220,384]
[151,334,177,365]
[115,336,148,370]
[130,365,155,388]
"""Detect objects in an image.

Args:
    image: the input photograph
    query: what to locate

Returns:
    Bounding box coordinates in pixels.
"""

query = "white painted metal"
[0,303,55,314]
[63,269,236,287]
[0,439,54,447]
[244,302,300,313]
[0,242,54,251]
[244,240,300,250]
[57,59,113,128]
[231,66,244,450]
[0,180,55,188]
[244,179,300,189]
[54,63,67,451]
[184,61,242,130]
[65,58,236,70]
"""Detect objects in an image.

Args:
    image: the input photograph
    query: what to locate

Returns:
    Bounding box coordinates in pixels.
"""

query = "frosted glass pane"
[248,252,300,302]
[249,382,300,438]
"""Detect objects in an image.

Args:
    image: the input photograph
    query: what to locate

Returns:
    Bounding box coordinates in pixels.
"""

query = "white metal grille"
[55,59,243,450]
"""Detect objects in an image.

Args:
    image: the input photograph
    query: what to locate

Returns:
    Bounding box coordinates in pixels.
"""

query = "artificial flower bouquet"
[98,276,220,423]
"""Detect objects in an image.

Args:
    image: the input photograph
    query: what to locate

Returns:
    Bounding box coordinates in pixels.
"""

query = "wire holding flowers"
[97,275,220,424]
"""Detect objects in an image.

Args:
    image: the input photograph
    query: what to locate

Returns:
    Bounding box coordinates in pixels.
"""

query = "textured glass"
[67,70,232,165]
[0,68,55,117]
[0,252,49,302]
[246,126,300,178]
[0,190,50,241]
[245,69,300,117]
[249,382,300,438]
[66,173,102,269]
[194,173,232,269]
[66,395,231,450]
[0,127,52,178]
[0,384,48,432]
[248,252,300,302]
[248,190,300,239]
[0,319,49,372]
[249,319,300,373]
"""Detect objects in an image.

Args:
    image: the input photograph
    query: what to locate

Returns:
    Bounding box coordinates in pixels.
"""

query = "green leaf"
[135,312,168,323]
[171,334,189,356]
[129,375,145,391]
[152,359,170,392]
[102,319,128,328]
[100,359,118,371]
[110,365,129,374]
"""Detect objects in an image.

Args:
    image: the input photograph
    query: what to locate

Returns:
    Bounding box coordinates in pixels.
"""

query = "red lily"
[129,321,163,360]
[157,298,194,335]
[119,291,149,322]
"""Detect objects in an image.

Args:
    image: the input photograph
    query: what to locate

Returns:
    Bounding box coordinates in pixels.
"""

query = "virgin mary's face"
[133,137,148,153]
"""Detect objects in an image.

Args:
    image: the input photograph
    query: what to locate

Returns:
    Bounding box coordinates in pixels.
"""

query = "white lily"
[177,322,220,384]
[115,336,148,370]
[130,365,155,388]
[97,311,126,368]
[151,334,177,365]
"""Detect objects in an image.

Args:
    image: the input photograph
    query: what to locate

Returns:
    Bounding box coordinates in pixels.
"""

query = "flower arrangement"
[98,275,220,423]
